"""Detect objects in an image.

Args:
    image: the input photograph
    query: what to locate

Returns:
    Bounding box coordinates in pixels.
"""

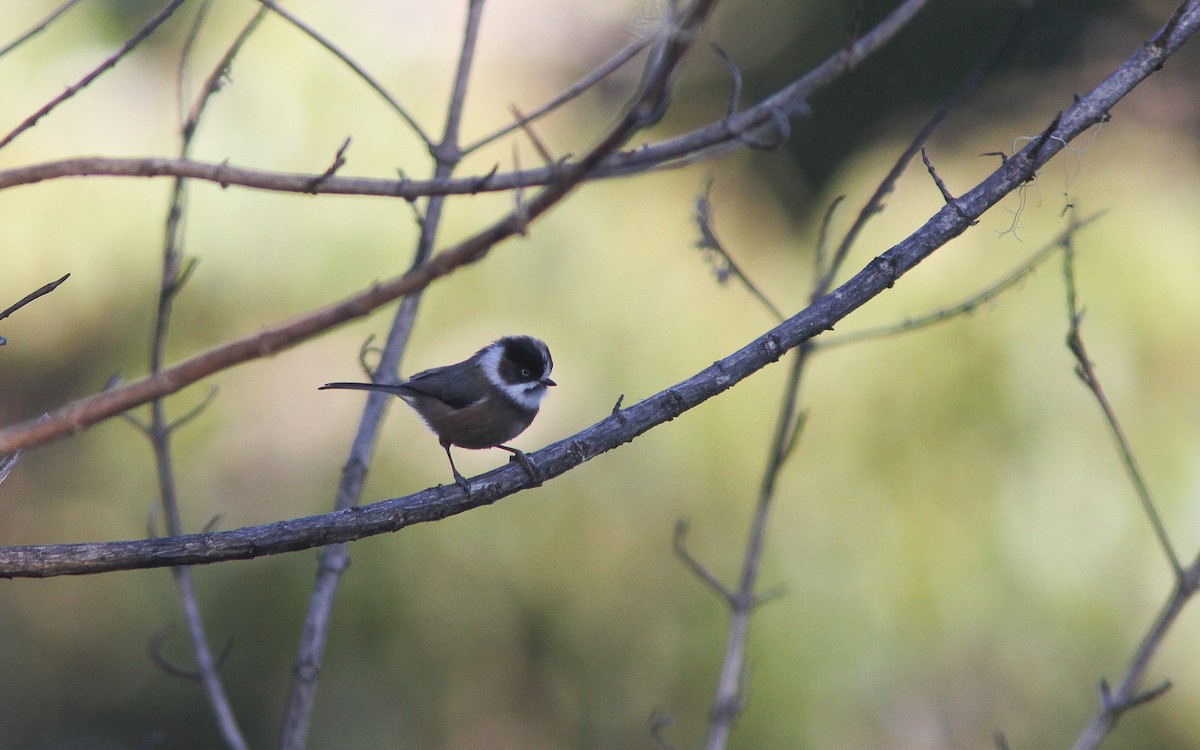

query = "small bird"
[320,335,555,490]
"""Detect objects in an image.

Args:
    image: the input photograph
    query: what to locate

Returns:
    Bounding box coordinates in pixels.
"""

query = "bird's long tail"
[319,381,410,396]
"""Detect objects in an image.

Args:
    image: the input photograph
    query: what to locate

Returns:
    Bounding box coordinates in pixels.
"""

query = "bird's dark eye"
[521,368,531,377]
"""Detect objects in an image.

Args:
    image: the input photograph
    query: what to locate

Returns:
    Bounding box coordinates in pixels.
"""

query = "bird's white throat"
[478,344,549,411]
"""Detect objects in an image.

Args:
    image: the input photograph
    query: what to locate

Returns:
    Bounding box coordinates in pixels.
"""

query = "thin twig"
[817,212,1104,350]
[921,146,958,204]
[711,44,743,118]
[254,0,433,148]
[1061,238,1182,576]
[1070,559,1200,750]
[694,178,784,321]
[0,0,189,151]
[0,274,69,322]
[814,5,1024,298]
[702,341,809,750]
[464,32,653,154]
[673,520,736,603]
[150,626,234,680]
[137,9,264,748]
[509,105,556,166]
[0,0,87,59]
[183,4,268,140]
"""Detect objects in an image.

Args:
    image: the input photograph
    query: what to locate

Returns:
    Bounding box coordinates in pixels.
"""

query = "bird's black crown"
[498,336,552,385]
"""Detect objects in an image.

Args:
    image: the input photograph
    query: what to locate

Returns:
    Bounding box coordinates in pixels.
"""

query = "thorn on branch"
[469,163,500,194]
[169,386,219,431]
[202,515,224,534]
[164,256,199,300]
[394,168,427,228]
[1029,111,1063,161]
[509,105,556,166]
[306,136,352,193]
[150,626,234,681]
[710,43,742,118]
[611,394,625,416]
[752,583,789,608]
[215,158,232,189]
[920,147,970,221]
[648,709,677,750]
[1098,676,1172,715]
[512,143,528,237]
[843,0,865,61]
[781,408,808,461]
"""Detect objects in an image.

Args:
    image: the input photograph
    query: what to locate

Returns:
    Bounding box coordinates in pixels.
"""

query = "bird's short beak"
[542,377,557,387]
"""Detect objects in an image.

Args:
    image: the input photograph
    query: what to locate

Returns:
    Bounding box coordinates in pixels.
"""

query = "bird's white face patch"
[479,342,549,411]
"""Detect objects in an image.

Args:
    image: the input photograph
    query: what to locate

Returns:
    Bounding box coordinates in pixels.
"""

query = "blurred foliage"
[2,0,1200,749]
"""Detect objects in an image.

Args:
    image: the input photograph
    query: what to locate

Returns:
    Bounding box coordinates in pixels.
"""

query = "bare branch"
[673,520,736,603]
[305,136,353,193]
[0,0,931,197]
[0,0,87,59]
[464,33,653,154]
[0,0,189,151]
[1071,559,1200,750]
[254,0,433,148]
[817,212,1104,350]
[1062,239,1182,576]
[815,5,1022,297]
[693,178,784,321]
[0,273,69,323]
[921,146,959,205]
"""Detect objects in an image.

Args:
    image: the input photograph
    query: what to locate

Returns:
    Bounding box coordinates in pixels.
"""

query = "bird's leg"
[444,445,470,491]
[497,445,541,485]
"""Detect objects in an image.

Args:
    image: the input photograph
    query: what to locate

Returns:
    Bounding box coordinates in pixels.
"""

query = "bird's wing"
[402,364,483,410]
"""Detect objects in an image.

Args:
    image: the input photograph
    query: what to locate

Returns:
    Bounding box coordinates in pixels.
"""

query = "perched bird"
[320,335,555,489]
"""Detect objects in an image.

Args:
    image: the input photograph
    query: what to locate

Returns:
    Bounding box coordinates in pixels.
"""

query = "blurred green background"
[3,0,1200,748]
